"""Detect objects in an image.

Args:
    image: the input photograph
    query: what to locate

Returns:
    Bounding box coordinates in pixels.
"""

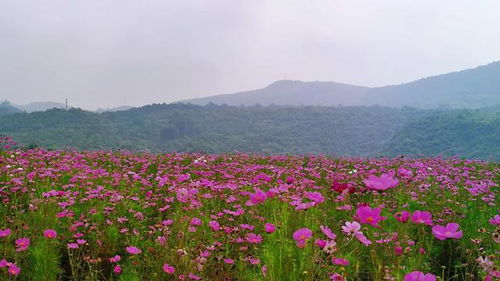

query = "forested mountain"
[0,104,498,160]
[14,101,66,112]
[183,61,500,108]
[0,101,22,116]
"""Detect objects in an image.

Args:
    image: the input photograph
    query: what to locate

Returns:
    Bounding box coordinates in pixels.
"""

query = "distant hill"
[0,101,22,116]
[15,101,66,112]
[95,106,134,113]
[0,103,497,160]
[183,61,500,108]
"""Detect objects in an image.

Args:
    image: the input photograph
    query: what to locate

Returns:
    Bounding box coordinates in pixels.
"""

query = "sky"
[1,0,500,110]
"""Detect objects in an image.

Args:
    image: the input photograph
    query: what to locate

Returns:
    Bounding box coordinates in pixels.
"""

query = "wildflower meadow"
[0,137,498,280]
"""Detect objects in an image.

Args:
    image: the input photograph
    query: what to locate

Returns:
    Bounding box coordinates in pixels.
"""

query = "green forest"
[0,103,498,160]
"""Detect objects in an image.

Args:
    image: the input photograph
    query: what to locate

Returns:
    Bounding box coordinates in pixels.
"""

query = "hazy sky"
[1,0,500,109]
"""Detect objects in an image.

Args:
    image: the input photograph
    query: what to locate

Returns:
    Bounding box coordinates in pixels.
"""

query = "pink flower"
[394,211,410,223]
[411,211,433,226]
[432,223,463,240]
[163,263,175,274]
[109,255,121,263]
[264,223,276,234]
[330,273,346,281]
[332,258,349,266]
[224,258,234,264]
[190,217,202,226]
[249,188,267,205]
[209,220,220,231]
[341,221,361,236]
[356,206,386,227]
[404,271,436,281]
[315,239,327,248]
[489,215,500,226]
[67,243,79,249]
[189,273,201,280]
[355,232,372,246]
[126,246,142,255]
[304,191,325,203]
[15,238,30,252]
[292,228,313,248]
[43,229,57,239]
[320,225,336,240]
[7,264,21,276]
[363,173,399,191]
[0,228,11,238]
[246,233,263,244]
[113,265,122,274]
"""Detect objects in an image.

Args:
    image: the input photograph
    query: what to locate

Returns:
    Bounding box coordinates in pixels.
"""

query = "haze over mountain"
[0,101,22,116]
[183,61,500,108]
[13,101,67,113]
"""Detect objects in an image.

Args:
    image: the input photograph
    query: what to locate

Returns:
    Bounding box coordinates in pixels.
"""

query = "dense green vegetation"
[0,104,498,160]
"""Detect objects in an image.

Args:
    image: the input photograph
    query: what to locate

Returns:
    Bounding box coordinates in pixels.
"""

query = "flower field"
[0,142,498,280]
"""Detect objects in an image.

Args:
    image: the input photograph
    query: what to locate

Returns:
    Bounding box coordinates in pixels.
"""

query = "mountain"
[0,103,497,160]
[182,61,500,108]
[15,101,66,112]
[0,101,22,116]
[95,106,134,113]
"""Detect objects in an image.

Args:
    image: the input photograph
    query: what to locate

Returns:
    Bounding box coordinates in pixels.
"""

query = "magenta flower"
[126,246,142,255]
[355,206,386,227]
[246,233,263,244]
[0,228,11,238]
[7,264,21,276]
[304,191,325,203]
[320,225,336,240]
[208,220,220,231]
[332,258,349,266]
[67,243,79,249]
[264,223,276,234]
[249,188,267,205]
[394,211,410,223]
[293,228,313,248]
[489,215,500,226]
[190,217,202,226]
[15,238,30,252]
[363,173,399,191]
[411,211,433,226]
[432,223,463,240]
[163,263,175,274]
[341,221,361,236]
[109,255,121,263]
[404,271,436,281]
[113,265,122,274]
[43,229,57,239]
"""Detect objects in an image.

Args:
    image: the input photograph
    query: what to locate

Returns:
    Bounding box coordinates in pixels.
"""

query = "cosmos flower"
[356,206,386,227]
[394,211,410,223]
[432,223,463,240]
[363,173,399,191]
[249,188,267,205]
[411,211,433,226]
[342,221,361,236]
[293,228,313,248]
[304,191,325,203]
[126,246,142,255]
[163,263,175,274]
[403,271,436,281]
[0,229,11,238]
[15,238,30,252]
[320,225,336,240]
[264,223,276,234]
[43,229,57,239]
[246,233,263,244]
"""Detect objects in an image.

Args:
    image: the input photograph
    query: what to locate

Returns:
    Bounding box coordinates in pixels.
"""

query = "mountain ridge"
[182,61,500,108]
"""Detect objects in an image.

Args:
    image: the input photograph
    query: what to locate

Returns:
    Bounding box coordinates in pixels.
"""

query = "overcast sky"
[1,0,500,109]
